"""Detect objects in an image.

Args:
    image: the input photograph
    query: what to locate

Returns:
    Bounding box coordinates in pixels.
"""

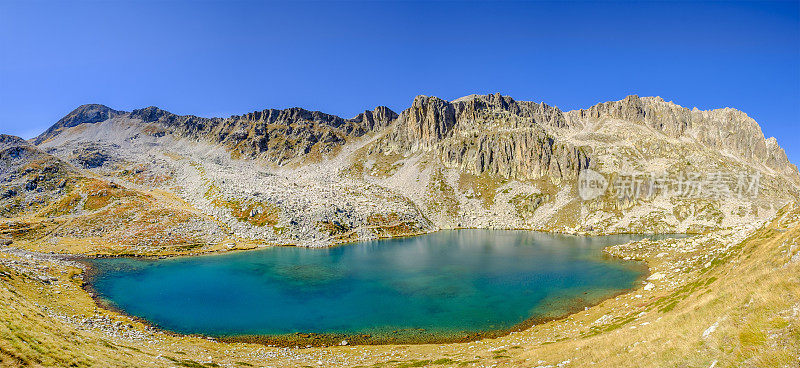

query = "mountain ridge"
[3,93,797,251]
[36,93,796,174]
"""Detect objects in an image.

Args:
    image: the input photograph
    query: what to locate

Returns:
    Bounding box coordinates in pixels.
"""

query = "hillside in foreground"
[1,201,798,367]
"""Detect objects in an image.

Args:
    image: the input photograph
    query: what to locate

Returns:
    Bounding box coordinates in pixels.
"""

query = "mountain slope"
[8,93,798,252]
[354,93,798,231]
[0,134,227,255]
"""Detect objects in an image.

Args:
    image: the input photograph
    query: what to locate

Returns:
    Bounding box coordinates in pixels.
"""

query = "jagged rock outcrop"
[437,130,590,180]
[566,95,798,179]
[452,93,569,129]
[379,93,588,180]
[387,95,457,151]
[351,106,399,132]
[130,106,357,162]
[765,137,794,173]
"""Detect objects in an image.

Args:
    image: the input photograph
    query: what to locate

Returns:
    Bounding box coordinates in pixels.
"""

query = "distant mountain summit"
[34,104,122,145]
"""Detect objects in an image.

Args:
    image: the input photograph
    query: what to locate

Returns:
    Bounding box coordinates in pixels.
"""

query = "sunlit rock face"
[7,93,797,250]
[566,95,797,178]
[380,93,588,181]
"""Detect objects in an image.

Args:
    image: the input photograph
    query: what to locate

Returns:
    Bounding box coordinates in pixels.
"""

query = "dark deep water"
[89,230,674,339]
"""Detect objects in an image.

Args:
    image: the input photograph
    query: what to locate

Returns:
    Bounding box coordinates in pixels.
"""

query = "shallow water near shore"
[89,230,677,342]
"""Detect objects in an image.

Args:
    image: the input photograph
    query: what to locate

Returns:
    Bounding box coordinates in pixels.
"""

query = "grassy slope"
[0,205,798,367]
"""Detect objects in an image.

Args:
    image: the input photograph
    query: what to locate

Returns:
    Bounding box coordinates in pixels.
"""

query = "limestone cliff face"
[381,93,588,180]
[387,95,457,151]
[765,137,795,174]
[436,131,590,180]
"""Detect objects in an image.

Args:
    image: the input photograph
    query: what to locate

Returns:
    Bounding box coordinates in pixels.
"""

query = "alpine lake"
[87,230,681,346]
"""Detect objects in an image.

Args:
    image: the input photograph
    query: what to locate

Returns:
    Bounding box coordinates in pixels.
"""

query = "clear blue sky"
[1,1,798,163]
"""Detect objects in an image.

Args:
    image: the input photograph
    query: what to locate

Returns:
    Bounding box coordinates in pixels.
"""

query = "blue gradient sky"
[1,1,798,163]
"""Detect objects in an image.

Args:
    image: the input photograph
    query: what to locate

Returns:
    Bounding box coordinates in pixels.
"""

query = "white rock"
[702,321,719,338]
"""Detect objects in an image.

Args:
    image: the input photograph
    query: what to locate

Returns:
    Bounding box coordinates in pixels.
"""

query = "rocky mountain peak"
[69,103,118,118]
[387,94,571,152]
[451,92,515,109]
[34,104,121,145]
[451,93,568,128]
[373,94,587,181]
[390,95,457,150]
[130,106,175,123]
[351,106,398,131]
[565,95,796,176]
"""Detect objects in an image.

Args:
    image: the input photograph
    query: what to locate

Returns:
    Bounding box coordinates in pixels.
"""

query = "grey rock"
[34,104,122,145]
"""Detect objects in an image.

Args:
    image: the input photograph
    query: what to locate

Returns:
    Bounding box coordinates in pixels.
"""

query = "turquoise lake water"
[89,230,669,339]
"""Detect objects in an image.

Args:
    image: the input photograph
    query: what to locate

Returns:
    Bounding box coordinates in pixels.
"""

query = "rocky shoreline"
[4,229,659,348]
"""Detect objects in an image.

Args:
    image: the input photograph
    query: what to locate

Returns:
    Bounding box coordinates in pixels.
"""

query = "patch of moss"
[369,152,405,178]
[164,356,216,368]
[427,169,460,217]
[509,193,550,215]
[205,184,280,227]
[739,327,767,346]
[458,172,506,208]
[40,193,81,217]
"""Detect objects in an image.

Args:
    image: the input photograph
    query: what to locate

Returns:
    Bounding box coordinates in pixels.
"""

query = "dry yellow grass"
[0,205,798,367]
